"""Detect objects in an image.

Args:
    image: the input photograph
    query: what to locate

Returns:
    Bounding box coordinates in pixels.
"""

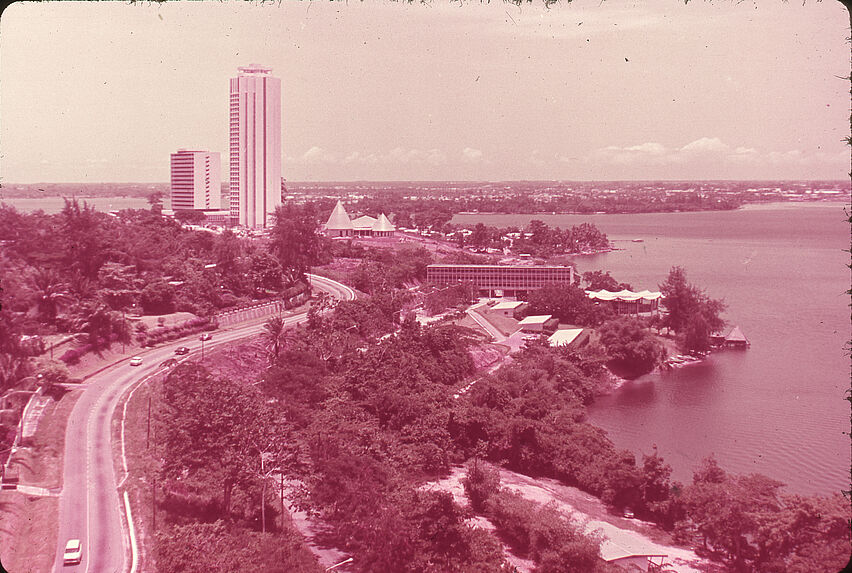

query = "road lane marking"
[123,491,138,573]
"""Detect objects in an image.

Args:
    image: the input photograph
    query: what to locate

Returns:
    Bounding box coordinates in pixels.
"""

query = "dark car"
[174,346,190,355]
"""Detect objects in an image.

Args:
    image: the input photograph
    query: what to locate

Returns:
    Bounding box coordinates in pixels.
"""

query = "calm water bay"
[454,203,850,496]
[1,196,158,213]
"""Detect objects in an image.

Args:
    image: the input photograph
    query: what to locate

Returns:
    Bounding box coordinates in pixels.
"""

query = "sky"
[0,0,849,183]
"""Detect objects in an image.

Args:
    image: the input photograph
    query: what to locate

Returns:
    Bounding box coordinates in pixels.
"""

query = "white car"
[63,538,82,565]
[129,356,143,366]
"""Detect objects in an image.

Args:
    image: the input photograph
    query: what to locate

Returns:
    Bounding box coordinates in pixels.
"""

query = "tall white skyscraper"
[170,149,221,211]
[229,65,282,228]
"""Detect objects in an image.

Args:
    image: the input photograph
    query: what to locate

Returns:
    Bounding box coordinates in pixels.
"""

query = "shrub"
[463,461,501,512]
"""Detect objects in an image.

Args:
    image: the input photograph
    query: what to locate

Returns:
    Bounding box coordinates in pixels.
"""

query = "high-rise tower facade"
[170,149,221,211]
[229,65,281,228]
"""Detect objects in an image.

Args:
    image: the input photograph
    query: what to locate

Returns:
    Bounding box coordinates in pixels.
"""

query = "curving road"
[52,274,354,572]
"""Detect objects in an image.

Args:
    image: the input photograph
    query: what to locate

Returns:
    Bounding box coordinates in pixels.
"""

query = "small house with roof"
[491,300,528,319]
[711,325,750,348]
[517,314,559,333]
[547,328,589,350]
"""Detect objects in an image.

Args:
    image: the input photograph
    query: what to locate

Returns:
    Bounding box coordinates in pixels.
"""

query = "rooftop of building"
[492,300,526,310]
[427,264,573,269]
[518,314,554,325]
[587,289,662,301]
[238,64,272,74]
[373,213,395,232]
[548,328,584,347]
[325,200,353,229]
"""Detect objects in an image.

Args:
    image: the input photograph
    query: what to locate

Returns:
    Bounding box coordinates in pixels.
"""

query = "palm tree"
[29,269,72,326]
[72,302,129,351]
[263,315,286,363]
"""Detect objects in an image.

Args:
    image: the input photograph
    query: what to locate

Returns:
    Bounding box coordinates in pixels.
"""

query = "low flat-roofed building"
[599,538,668,572]
[517,314,559,333]
[427,264,574,297]
[200,210,231,225]
[547,328,589,349]
[491,300,528,319]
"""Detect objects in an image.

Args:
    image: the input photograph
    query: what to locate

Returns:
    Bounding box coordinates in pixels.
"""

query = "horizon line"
[3,178,850,186]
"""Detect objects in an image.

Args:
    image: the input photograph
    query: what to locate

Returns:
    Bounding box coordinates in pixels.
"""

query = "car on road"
[129,356,143,366]
[63,539,82,565]
[174,346,190,355]
[199,332,212,341]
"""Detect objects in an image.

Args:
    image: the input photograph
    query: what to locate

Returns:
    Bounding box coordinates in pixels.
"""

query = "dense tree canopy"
[659,266,726,352]
[597,317,667,378]
[581,270,632,292]
[269,202,328,280]
[671,456,850,572]
[525,283,611,326]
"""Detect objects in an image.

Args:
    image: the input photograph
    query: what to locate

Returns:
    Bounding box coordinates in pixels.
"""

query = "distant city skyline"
[0,1,848,183]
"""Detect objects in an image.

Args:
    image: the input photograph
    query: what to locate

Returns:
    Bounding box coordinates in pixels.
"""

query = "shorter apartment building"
[170,149,222,212]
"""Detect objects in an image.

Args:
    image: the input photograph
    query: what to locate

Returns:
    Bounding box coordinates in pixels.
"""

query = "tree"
[0,285,32,392]
[173,209,207,224]
[140,280,176,315]
[638,447,683,528]
[214,229,243,275]
[526,283,610,326]
[147,191,164,214]
[263,315,286,363]
[247,251,284,296]
[59,198,107,279]
[156,363,275,516]
[73,301,129,350]
[659,266,725,352]
[96,262,142,310]
[597,317,667,378]
[269,203,325,282]
[28,268,72,325]
[581,270,632,292]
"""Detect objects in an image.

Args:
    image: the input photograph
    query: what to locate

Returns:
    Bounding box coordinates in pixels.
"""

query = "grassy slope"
[0,388,82,572]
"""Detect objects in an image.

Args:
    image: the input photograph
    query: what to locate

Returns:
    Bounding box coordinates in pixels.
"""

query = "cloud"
[588,141,677,165]
[300,146,337,164]
[343,151,378,165]
[385,147,448,165]
[461,147,484,162]
[526,150,546,166]
[625,142,666,155]
[301,147,449,167]
[680,137,729,154]
[589,137,848,173]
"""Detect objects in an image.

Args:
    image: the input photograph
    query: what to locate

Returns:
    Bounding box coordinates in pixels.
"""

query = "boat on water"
[632,238,644,242]
[663,353,703,369]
